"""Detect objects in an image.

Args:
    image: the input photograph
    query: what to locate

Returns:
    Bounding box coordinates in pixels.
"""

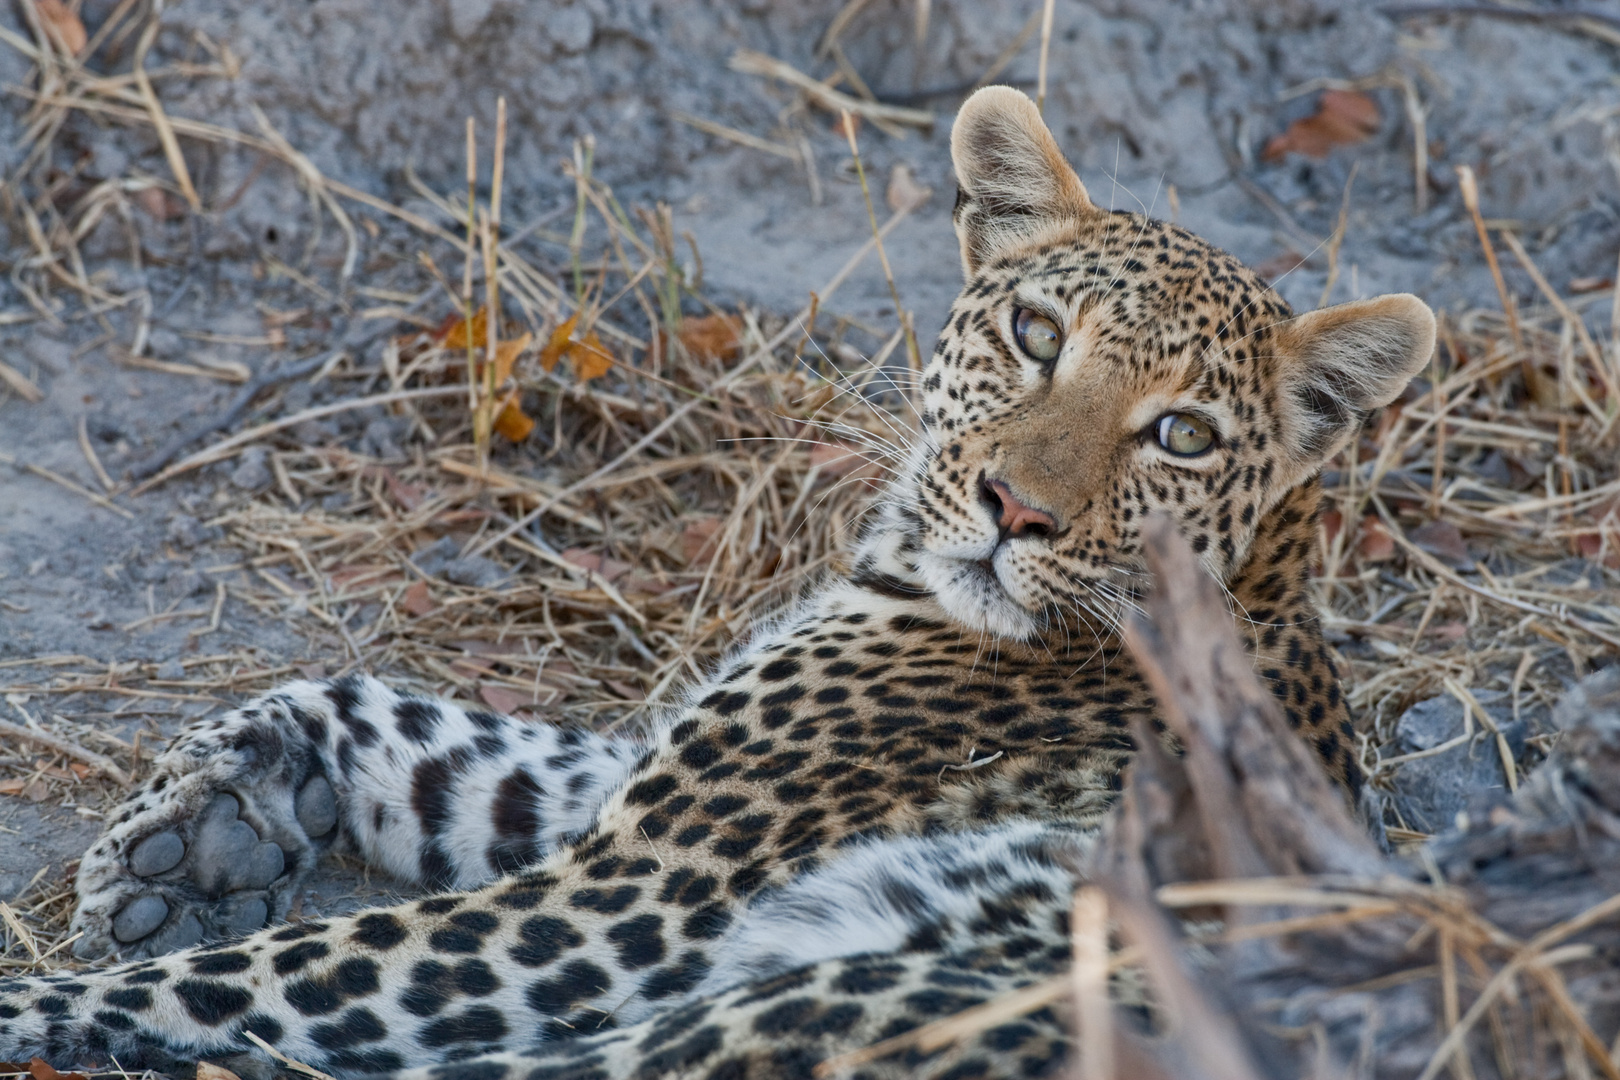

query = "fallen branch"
[729,49,934,131]
[0,717,132,786]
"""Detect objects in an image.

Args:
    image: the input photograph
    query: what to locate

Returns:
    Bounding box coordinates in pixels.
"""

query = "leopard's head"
[905,86,1435,640]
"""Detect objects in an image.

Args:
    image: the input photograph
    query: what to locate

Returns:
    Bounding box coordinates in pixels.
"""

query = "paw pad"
[112,894,169,942]
[295,775,338,838]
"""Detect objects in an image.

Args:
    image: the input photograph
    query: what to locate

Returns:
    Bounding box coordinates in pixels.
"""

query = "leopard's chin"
[916,550,1042,641]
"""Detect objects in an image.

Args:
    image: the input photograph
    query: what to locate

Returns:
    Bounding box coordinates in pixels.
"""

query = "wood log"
[1093,512,1620,1080]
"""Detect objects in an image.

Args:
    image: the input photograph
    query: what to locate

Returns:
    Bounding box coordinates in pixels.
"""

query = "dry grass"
[1,8,1618,1067]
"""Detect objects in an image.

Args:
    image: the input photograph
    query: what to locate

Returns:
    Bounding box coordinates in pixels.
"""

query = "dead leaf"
[617,573,672,596]
[540,315,615,381]
[401,580,436,617]
[679,516,723,566]
[132,186,184,220]
[677,314,742,361]
[605,679,645,701]
[34,0,86,55]
[0,779,25,797]
[1576,528,1620,569]
[196,1063,244,1080]
[296,662,328,680]
[1410,519,1472,568]
[1427,621,1467,642]
[479,685,538,715]
[493,390,535,442]
[560,548,633,583]
[68,763,91,781]
[539,314,577,372]
[491,332,533,385]
[450,658,495,680]
[441,307,488,351]
[571,331,613,381]
[1261,90,1380,162]
[1357,516,1395,563]
[29,1059,89,1080]
[1569,276,1613,294]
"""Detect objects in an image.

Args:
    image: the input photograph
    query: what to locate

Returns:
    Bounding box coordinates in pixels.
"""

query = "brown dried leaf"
[571,330,613,381]
[1357,516,1395,563]
[492,331,533,385]
[34,0,86,56]
[560,548,633,583]
[538,314,578,373]
[133,186,184,220]
[605,679,645,701]
[1576,528,1620,569]
[401,580,436,617]
[195,1063,244,1080]
[479,685,537,715]
[1410,519,1472,568]
[493,391,534,442]
[679,516,723,566]
[677,314,742,362]
[1261,90,1380,162]
[441,307,488,351]
[539,317,614,381]
[379,469,426,511]
[28,1057,87,1080]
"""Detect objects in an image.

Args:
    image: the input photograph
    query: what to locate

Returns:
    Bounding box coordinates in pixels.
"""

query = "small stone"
[231,448,273,491]
[446,0,497,37]
[296,776,338,838]
[547,4,594,53]
[128,831,185,877]
[445,555,509,588]
[112,895,170,942]
[146,328,182,357]
[411,536,459,577]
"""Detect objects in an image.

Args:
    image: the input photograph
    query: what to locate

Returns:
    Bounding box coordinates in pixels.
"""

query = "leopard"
[0,86,1435,1080]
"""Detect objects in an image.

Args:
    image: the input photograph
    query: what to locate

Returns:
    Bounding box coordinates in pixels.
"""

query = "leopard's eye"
[1013,309,1062,363]
[1156,413,1215,456]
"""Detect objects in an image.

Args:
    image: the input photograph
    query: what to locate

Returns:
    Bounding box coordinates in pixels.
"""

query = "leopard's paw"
[69,741,339,959]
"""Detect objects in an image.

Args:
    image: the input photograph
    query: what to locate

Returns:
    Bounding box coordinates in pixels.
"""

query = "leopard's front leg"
[70,676,641,960]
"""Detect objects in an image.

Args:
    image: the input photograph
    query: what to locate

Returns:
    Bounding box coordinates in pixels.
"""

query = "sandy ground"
[2,0,1618,929]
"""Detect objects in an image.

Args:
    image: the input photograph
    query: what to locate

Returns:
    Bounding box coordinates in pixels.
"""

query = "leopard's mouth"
[915,549,1042,640]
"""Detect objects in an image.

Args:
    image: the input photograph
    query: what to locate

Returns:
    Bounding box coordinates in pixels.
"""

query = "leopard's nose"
[980,476,1056,540]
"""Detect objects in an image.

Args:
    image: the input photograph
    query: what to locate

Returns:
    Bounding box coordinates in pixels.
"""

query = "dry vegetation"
[1,2,1619,1076]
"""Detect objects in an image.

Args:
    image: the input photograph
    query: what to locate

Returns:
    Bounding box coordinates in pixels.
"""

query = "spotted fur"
[0,87,1435,1079]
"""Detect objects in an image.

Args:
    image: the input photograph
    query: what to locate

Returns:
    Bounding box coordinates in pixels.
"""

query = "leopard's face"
[911,217,1297,640]
[893,87,1436,642]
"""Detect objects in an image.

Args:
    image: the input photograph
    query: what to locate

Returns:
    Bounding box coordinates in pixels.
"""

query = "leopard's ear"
[1276,293,1436,468]
[950,86,1094,275]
